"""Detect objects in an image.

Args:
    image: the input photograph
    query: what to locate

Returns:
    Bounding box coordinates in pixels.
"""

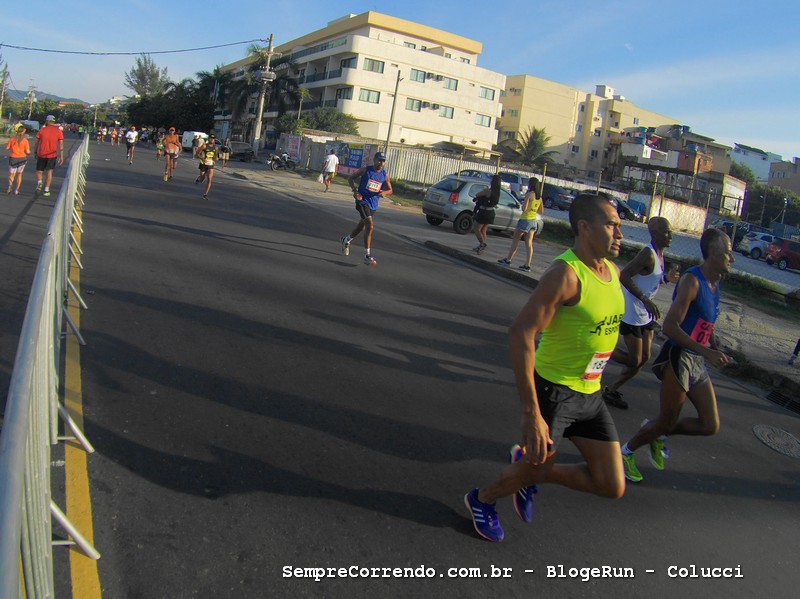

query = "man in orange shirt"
[34,115,64,198]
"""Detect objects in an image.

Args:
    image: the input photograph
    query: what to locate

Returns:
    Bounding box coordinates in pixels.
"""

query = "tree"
[498,126,558,167]
[730,162,757,187]
[227,45,300,121]
[195,66,234,115]
[296,87,311,122]
[124,54,171,97]
[274,113,304,136]
[303,107,359,135]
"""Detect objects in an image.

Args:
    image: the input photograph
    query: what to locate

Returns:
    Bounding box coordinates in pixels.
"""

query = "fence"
[0,136,98,599]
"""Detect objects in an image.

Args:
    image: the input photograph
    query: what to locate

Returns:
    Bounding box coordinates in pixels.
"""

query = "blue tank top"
[669,266,720,352]
[358,166,387,211]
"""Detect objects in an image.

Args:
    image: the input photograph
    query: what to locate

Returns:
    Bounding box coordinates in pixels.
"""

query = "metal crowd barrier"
[0,135,98,599]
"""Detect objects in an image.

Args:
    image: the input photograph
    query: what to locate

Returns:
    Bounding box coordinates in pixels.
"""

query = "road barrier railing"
[0,135,99,599]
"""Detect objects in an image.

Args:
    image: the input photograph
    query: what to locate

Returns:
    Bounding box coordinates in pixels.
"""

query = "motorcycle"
[267,153,296,171]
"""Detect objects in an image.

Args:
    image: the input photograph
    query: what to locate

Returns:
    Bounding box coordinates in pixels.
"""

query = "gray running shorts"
[652,342,709,393]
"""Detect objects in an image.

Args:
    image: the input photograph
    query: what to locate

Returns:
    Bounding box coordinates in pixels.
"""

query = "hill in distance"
[6,89,89,104]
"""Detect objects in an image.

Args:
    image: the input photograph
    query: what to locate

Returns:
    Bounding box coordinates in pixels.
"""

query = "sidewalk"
[218,163,800,398]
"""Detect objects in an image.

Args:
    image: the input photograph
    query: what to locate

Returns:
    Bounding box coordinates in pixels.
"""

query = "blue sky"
[3,0,798,159]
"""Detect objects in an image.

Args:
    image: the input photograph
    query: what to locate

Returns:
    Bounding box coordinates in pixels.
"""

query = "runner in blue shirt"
[621,227,733,483]
[341,152,393,266]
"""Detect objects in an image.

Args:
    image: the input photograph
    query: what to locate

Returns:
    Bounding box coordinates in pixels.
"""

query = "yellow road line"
[64,227,102,598]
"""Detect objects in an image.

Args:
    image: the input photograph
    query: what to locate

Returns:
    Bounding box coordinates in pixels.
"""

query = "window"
[410,68,426,83]
[594,129,601,137]
[503,131,516,140]
[633,117,640,125]
[571,145,579,154]
[358,88,380,103]
[335,87,353,100]
[363,58,385,73]
[445,52,452,58]
[590,150,598,158]
[405,98,422,112]
[404,42,416,49]
[475,114,491,127]
[576,124,583,132]
[460,57,471,64]
[507,109,519,117]
[340,57,356,69]
[439,105,454,119]
[443,77,458,91]
[580,104,585,112]
[479,86,495,100]
[421,45,428,51]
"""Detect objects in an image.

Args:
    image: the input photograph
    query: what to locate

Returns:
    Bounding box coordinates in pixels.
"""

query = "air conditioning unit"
[434,75,443,82]
[421,102,431,108]
[431,103,440,109]
[426,72,435,79]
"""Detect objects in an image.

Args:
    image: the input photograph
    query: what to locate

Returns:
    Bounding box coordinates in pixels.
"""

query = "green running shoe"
[649,438,669,470]
[622,452,643,483]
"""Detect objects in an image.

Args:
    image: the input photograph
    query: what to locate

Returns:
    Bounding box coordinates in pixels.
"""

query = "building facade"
[222,12,505,152]
[769,158,800,195]
[729,143,782,182]
[497,77,677,180]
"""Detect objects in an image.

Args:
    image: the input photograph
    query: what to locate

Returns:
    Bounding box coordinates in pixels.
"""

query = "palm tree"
[227,44,300,122]
[499,125,558,167]
[196,66,234,115]
[297,87,312,122]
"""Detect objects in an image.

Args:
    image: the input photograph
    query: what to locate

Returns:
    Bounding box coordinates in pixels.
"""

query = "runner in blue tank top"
[340,152,392,266]
[621,227,733,483]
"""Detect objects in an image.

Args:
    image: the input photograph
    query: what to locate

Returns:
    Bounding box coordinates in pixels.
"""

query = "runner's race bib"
[582,351,613,381]
[689,318,714,346]
[366,179,382,193]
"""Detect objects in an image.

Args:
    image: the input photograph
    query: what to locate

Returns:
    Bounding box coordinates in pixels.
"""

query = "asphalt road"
[2,140,798,598]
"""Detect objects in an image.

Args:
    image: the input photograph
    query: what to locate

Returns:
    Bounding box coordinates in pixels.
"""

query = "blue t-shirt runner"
[341,152,393,266]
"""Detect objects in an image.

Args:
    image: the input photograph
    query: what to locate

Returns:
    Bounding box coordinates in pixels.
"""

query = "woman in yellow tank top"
[497,177,544,272]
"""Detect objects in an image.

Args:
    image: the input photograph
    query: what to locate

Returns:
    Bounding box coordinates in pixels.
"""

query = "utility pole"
[0,65,8,124]
[384,69,402,158]
[252,34,277,158]
[26,82,36,120]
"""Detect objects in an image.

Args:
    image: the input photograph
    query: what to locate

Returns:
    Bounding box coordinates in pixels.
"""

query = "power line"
[0,39,265,56]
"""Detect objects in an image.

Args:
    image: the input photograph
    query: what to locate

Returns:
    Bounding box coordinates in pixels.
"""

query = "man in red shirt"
[35,115,65,197]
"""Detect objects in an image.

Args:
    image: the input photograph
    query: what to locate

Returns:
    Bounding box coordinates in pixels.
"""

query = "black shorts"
[355,202,375,219]
[198,163,214,173]
[474,208,495,225]
[619,320,655,338]
[126,142,135,149]
[534,372,619,451]
[36,157,57,171]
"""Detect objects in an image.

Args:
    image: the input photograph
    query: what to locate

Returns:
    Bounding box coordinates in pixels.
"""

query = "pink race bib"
[689,318,714,346]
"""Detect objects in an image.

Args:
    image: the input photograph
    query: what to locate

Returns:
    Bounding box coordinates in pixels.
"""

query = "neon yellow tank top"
[535,249,625,394]
[521,192,542,220]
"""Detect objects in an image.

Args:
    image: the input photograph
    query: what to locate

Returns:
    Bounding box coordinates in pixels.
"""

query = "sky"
[2,0,798,159]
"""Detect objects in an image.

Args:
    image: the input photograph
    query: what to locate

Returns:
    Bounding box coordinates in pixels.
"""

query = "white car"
[736,232,776,260]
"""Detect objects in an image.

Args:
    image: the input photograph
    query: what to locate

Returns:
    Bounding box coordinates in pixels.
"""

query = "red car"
[765,238,800,270]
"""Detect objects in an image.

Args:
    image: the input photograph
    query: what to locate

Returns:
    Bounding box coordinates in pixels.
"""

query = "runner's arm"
[619,247,659,320]
[380,175,393,198]
[509,261,579,464]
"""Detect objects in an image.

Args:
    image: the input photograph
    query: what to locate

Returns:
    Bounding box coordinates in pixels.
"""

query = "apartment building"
[222,12,505,152]
[729,143,782,182]
[769,158,800,195]
[497,76,676,179]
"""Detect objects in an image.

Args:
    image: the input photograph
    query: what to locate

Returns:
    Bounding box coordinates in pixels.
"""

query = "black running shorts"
[534,371,619,451]
[355,202,375,219]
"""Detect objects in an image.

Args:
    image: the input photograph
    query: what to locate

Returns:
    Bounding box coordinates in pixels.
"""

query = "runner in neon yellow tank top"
[465,194,627,543]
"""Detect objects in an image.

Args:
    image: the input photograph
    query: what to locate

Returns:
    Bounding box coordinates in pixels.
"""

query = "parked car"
[542,183,576,210]
[710,218,768,245]
[765,238,800,270]
[498,171,528,197]
[616,198,645,222]
[736,232,776,260]
[422,176,522,234]
[227,141,255,162]
[453,169,493,181]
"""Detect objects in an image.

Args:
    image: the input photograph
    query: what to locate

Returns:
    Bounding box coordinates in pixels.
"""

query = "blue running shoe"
[464,488,504,542]
[510,445,538,523]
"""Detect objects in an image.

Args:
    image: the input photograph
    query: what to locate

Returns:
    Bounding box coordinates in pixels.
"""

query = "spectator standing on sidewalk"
[220,138,231,169]
[602,216,680,409]
[6,123,31,195]
[621,227,733,483]
[341,152,392,266]
[497,177,544,272]
[321,149,339,192]
[34,115,64,197]
[464,193,626,542]
[472,174,501,255]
